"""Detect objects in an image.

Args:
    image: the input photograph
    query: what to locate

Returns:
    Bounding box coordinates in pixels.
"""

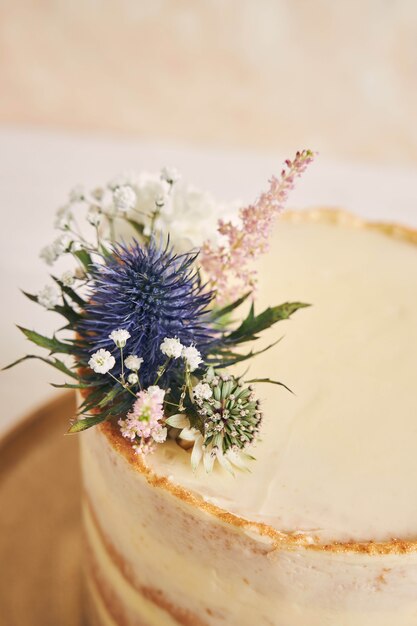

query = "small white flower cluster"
[160,337,202,372]
[88,348,116,374]
[192,381,213,402]
[37,284,61,310]
[108,167,238,253]
[113,185,137,213]
[61,270,75,287]
[40,234,72,266]
[109,328,131,348]
[86,206,102,227]
[37,267,84,310]
[124,354,143,371]
[88,327,146,394]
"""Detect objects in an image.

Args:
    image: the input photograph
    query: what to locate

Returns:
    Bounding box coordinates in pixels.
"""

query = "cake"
[9,154,417,625]
[81,210,417,626]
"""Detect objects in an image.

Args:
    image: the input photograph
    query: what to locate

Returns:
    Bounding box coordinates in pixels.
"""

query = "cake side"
[82,424,417,626]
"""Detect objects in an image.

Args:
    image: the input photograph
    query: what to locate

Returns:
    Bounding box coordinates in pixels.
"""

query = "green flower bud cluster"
[195,373,263,454]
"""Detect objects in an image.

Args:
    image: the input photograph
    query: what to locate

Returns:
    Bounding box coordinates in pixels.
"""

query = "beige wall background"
[1,0,416,165]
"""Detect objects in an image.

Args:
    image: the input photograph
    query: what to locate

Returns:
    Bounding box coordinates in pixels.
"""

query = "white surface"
[1,126,417,435]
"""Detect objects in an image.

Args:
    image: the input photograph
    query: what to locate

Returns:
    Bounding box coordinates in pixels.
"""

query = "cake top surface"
[146,214,417,544]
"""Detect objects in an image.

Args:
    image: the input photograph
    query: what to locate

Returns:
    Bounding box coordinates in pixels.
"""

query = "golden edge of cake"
[85,207,417,557]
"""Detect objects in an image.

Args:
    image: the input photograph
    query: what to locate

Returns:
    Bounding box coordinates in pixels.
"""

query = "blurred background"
[1,0,417,430]
[2,0,417,162]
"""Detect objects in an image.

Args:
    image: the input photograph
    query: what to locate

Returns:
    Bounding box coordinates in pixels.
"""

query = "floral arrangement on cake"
[6,151,315,472]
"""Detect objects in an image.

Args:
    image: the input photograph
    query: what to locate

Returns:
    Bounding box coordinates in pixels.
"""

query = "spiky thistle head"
[77,240,217,387]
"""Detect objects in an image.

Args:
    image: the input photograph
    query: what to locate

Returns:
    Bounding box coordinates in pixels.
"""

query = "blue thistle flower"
[77,240,218,387]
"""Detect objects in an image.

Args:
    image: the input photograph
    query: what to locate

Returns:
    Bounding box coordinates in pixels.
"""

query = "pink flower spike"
[201,150,316,304]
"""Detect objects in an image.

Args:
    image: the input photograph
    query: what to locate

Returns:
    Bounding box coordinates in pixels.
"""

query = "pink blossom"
[118,385,167,455]
[201,150,316,304]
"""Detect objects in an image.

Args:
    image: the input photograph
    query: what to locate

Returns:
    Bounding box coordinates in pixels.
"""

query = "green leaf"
[245,377,293,394]
[51,381,90,389]
[21,290,39,304]
[68,415,105,433]
[210,291,252,321]
[126,219,145,237]
[16,326,74,355]
[2,354,78,379]
[52,277,86,308]
[73,249,92,271]
[97,385,120,408]
[54,303,81,325]
[225,302,310,344]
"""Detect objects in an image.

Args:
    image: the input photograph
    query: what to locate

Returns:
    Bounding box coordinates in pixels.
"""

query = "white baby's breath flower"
[160,166,181,185]
[193,382,212,402]
[124,354,143,371]
[61,270,75,287]
[70,240,83,252]
[40,234,73,265]
[86,205,102,226]
[113,185,137,213]
[182,345,202,372]
[40,244,58,266]
[88,349,115,374]
[108,171,139,190]
[54,234,72,255]
[160,337,183,359]
[37,284,61,309]
[54,205,72,230]
[147,385,166,403]
[69,185,85,203]
[134,173,170,223]
[109,328,131,348]
[127,372,139,385]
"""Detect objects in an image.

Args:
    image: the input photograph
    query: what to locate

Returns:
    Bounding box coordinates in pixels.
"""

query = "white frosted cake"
[81,210,417,626]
